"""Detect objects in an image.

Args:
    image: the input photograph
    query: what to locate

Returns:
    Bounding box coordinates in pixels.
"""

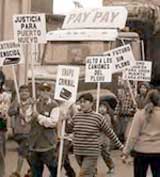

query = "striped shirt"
[67,111,123,156]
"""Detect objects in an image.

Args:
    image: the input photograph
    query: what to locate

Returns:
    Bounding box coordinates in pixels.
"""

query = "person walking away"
[122,89,160,177]
[66,93,123,177]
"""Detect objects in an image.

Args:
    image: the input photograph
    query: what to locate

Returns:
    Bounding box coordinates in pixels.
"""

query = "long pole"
[31,44,37,109]
[96,82,100,113]
[57,120,66,177]
[121,39,137,107]
[12,65,20,103]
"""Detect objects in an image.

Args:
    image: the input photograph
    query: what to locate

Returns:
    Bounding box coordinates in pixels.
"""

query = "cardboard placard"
[85,55,112,82]
[104,44,135,73]
[0,40,24,66]
[123,61,152,81]
[47,29,118,41]
[54,65,80,103]
[62,6,128,29]
[13,14,47,44]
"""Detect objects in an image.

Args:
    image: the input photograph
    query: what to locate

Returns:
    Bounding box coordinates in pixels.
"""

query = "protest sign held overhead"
[104,44,135,73]
[123,61,152,82]
[13,14,46,44]
[85,55,112,83]
[54,65,80,103]
[0,40,24,66]
[62,6,128,29]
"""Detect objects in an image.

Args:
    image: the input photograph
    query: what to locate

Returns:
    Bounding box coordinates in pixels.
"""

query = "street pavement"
[5,140,152,177]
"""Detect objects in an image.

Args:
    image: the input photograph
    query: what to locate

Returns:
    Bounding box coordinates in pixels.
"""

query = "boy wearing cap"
[66,93,123,177]
[29,83,59,177]
[8,85,34,177]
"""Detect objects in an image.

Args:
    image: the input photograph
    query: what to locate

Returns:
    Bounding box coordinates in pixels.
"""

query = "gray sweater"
[123,107,160,154]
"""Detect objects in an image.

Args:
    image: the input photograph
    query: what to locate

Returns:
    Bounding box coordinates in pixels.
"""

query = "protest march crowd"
[0,68,160,177]
[0,8,159,177]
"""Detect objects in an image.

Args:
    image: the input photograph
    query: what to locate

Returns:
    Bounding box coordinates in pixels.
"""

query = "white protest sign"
[104,44,135,73]
[0,40,24,66]
[13,14,46,44]
[62,6,128,29]
[54,65,80,103]
[85,56,112,82]
[47,29,118,41]
[123,61,152,81]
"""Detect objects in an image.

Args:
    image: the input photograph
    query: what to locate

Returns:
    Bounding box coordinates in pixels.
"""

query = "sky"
[53,0,103,15]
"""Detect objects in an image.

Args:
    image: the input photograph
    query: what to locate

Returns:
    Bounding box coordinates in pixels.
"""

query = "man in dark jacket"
[29,83,59,177]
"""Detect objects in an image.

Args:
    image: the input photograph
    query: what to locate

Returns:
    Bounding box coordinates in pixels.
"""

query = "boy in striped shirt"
[66,93,123,177]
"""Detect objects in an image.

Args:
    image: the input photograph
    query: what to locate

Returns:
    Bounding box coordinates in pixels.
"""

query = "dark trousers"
[134,153,160,177]
[30,149,57,177]
[101,143,114,170]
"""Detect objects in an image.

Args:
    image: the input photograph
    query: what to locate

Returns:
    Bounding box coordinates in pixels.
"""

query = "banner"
[85,55,112,82]
[104,44,135,73]
[13,14,46,44]
[54,65,80,102]
[123,61,152,81]
[47,29,118,41]
[0,40,24,66]
[62,6,128,29]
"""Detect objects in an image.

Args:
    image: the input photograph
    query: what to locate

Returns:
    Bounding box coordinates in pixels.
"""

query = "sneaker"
[107,168,115,174]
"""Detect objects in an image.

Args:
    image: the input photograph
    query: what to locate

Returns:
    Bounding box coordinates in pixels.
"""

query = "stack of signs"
[13,14,46,44]
[123,61,152,82]
[85,55,112,82]
[54,65,80,103]
[0,40,24,66]
[104,44,135,74]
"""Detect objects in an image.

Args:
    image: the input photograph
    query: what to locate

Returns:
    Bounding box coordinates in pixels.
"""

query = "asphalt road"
[5,140,152,177]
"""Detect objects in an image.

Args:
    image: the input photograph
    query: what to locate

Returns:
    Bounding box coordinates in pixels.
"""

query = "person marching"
[66,93,123,177]
[29,83,59,177]
[122,89,160,177]
[8,85,34,177]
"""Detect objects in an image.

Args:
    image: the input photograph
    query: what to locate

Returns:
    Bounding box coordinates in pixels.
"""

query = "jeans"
[30,149,57,177]
[63,140,76,177]
[75,155,98,177]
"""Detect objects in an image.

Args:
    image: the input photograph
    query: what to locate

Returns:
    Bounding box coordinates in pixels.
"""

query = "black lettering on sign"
[59,78,75,87]
[62,68,74,77]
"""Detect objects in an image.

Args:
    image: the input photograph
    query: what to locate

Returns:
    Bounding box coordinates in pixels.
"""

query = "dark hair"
[137,82,150,94]
[0,70,5,85]
[19,85,29,92]
[99,101,114,116]
[79,93,94,102]
[144,89,160,122]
